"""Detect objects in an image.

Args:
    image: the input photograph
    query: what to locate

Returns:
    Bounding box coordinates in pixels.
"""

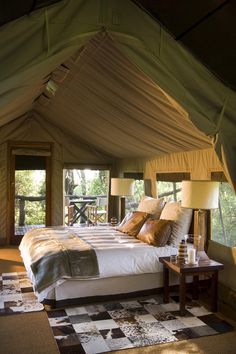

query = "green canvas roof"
[0,0,235,192]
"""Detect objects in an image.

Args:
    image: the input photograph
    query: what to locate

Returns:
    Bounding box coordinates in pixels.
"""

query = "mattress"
[20,225,178,303]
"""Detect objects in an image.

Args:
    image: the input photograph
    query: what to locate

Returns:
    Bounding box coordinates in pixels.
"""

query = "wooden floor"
[0,246,26,273]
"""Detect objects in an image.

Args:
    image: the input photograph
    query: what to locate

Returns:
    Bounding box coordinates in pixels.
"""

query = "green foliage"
[157,181,236,247]
[157,181,182,201]
[73,170,109,197]
[15,170,46,225]
[65,170,76,195]
[87,171,109,196]
[24,201,45,225]
[15,170,34,196]
[125,180,144,212]
[133,180,145,202]
[212,183,236,247]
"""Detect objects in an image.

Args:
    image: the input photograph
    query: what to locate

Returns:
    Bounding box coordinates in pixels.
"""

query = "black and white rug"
[1,272,233,354]
[0,271,44,315]
[47,295,234,354]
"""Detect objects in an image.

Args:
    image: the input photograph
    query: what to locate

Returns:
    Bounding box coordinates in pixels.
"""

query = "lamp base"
[120,197,126,222]
[194,209,207,251]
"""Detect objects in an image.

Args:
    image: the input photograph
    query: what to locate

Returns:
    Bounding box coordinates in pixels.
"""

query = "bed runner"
[21,228,99,292]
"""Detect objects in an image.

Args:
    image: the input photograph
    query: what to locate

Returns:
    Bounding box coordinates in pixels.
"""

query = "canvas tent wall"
[0,0,235,318]
[0,114,114,243]
[118,148,224,197]
[0,0,235,226]
[0,0,235,193]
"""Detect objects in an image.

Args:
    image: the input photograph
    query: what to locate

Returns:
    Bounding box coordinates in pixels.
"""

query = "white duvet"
[20,225,178,299]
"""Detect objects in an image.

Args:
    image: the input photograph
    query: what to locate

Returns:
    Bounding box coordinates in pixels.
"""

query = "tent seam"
[212,97,228,141]
[45,9,50,56]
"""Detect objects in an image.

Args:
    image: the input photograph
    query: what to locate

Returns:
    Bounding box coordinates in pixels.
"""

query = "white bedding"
[20,225,178,302]
[76,226,177,277]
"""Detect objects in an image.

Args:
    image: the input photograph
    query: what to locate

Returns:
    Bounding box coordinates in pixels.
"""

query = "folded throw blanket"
[20,227,99,292]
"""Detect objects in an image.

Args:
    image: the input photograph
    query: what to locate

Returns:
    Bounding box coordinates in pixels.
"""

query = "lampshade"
[110,178,134,197]
[181,180,219,209]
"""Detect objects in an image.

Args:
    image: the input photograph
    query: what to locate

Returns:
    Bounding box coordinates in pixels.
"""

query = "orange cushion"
[116,211,150,237]
[137,219,173,246]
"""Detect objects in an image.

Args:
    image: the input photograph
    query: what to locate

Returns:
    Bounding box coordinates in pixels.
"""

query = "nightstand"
[159,257,224,315]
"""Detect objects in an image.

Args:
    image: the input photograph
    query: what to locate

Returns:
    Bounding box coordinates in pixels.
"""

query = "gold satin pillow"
[137,219,173,246]
[116,211,149,237]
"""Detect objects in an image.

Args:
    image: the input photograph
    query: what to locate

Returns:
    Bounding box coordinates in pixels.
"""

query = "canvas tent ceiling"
[135,0,236,91]
[1,0,236,91]
[35,32,210,159]
[0,0,235,192]
[0,0,233,87]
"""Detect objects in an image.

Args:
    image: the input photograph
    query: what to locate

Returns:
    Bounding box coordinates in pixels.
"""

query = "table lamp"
[181,180,219,259]
[111,178,134,221]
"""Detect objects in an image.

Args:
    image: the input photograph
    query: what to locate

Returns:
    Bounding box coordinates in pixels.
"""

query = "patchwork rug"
[1,272,233,354]
[47,295,234,354]
[0,271,44,315]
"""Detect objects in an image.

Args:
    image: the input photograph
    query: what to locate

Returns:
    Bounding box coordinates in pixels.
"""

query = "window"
[157,181,182,201]
[211,182,236,247]
[156,173,190,201]
[156,172,236,248]
[64,169,109,197]
[123,173,145,212]
[64,169,110,224]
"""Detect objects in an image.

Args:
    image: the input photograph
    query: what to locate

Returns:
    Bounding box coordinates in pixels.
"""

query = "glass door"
[15,167,46,237]
[8,144,52,245]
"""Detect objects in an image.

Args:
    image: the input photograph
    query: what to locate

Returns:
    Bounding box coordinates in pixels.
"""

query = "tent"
[0,0,235,312]
[0,0,235,174]
[0,0,235,221]
[0,0,235,216]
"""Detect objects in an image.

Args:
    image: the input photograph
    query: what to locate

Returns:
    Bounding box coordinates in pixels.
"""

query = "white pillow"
[160,201,193,246]
[137,196,165,219]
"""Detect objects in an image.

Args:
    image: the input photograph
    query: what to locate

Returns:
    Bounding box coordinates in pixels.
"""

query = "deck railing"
[15,195,45,226]
[15,190,182,227]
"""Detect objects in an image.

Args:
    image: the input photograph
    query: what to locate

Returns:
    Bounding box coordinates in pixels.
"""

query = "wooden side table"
[159,257,224,316]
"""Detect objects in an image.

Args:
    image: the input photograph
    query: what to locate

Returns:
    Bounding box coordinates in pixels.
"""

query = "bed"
[19,199,193,306]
